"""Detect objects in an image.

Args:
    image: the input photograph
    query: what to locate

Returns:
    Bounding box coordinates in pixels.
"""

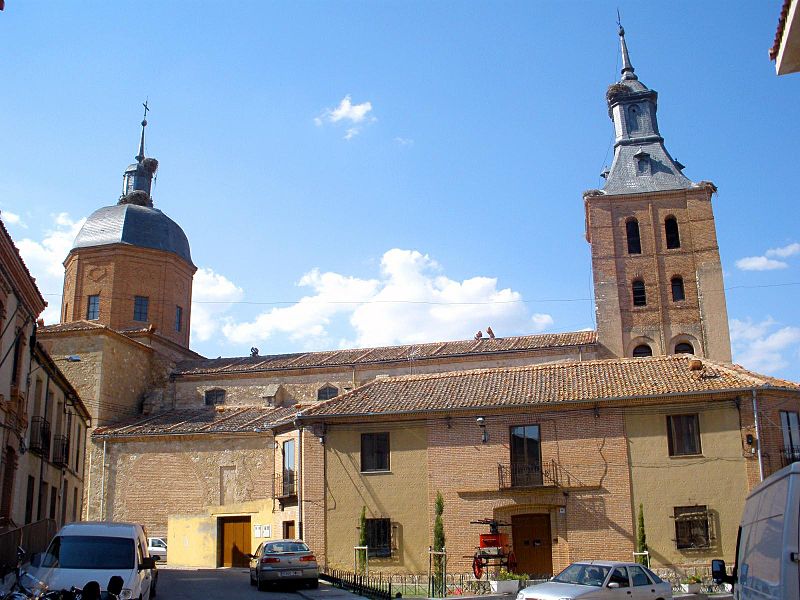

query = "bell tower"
[584,27,731,361]
[62,107,196,348]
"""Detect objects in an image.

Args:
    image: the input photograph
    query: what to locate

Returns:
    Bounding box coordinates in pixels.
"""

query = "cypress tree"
[636,503,648,565]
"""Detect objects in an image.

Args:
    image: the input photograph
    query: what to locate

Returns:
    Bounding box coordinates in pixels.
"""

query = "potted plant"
[490,568,526,594]
[680,575,702,594]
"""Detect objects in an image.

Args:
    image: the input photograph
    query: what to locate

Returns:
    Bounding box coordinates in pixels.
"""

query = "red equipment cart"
[468,519,517,579]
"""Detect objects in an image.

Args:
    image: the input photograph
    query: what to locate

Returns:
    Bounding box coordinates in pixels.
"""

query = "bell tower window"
[671,277,685,302]
[86,295,100,320]
[675,342,694,355]
[633,344,653,358]
[626,219,642,254]
[133,296,149,322]
[632,280,647,307]
[665,217,681,249]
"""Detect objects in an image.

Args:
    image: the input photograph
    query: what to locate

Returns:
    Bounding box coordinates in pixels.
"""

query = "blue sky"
[1,2,799,380]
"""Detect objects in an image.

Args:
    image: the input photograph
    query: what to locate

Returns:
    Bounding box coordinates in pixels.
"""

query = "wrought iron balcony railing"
[29,417,51,458]
[498,459,560,490]
[781,446,800,468]
[52,435,70,468]
[274,471,297,499]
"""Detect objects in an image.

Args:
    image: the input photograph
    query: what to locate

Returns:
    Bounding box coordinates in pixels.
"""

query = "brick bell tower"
[584,27,731,361]
[61,107,196,348]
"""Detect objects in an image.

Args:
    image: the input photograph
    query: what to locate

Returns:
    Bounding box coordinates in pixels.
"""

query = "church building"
[38,28,800,575]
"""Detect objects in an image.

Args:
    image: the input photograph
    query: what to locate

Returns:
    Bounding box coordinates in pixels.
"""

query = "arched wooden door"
[511,514,553,577]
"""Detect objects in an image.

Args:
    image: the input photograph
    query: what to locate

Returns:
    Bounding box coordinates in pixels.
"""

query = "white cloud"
[1,210,26,228]
[191,268,245,343]
[316,95,376,140]
[735,256,788,271]
[394,137,414,146]
[15,213,86,324]
[766,242,800,259]
[730,317,800,374]
[223,248,550,350]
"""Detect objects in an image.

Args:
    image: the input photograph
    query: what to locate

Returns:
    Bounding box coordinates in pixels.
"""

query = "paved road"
[156,567,365,600]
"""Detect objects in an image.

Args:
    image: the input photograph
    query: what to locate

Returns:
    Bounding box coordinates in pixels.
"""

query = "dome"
[72,204,193,265]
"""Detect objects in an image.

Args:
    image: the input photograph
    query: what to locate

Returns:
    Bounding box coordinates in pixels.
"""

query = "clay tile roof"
[93,405,296,438]
[299,355,800,419]
[173,330,598,376]
[771,0,793,60]
[39,320,109,334]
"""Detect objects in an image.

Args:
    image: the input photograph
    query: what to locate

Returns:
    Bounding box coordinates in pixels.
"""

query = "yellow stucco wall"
[325,423,428,573]
[167,499,277,567]
[625,401,748,568]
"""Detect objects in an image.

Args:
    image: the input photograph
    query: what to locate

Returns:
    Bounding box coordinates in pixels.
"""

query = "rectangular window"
[282,440,296,496]
[361,432,390,472]
[37,482,48,521]
[133,296,149,322]
[49,487,58,519]
[674,505,710,549]
[25,476,35,524]
[175,305,183,332]
[365,518,392,557]
[86,295,100,320]
[667,414,701,456]
[780,411,800,466]
[510,425,542,486]
[204,389,225,406]
[72,487,78,523]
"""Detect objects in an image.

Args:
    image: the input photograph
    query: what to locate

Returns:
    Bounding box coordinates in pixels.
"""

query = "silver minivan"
[30,521,158,599]
[713,462,799,600]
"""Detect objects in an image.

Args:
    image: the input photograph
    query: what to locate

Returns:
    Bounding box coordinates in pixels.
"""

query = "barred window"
[361,432,390,472]
[365,518,392,557]
[632,280,647,307]
[667,414,701,456]
[674,505,710,549]
[87,295,100,320]
[133,296,149,322]
[205,389,225,406]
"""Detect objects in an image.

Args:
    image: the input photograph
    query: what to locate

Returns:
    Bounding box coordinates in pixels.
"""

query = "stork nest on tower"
[142,157,159,174]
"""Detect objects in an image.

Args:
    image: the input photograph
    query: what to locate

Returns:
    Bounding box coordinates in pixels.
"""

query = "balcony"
[29,417,51,458]
[781,446,800,468]
[52,436,70,468]
[274,471,297,500]
[498,459,560,490]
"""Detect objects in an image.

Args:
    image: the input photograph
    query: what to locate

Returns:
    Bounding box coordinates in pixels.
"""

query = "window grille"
[205,389,225,406]
[364,518,392,557]
[673,505,712,549]
[632,280,647,306]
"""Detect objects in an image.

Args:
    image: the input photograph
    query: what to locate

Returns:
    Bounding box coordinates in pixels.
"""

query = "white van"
[712,462,799,600]
[31,522,157,599]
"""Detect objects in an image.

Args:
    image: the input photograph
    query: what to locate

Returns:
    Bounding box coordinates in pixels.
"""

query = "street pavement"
[156,567,367,600]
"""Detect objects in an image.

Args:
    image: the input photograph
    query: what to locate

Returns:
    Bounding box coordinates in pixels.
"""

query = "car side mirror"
[711,559,734,586]
[139,556,156,571]
[607,582,620,589]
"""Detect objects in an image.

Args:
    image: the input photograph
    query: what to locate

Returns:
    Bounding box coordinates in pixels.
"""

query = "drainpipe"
[752,390,764,482]
[87,436,93,519]
[297,426,304,538]
[100,439,107,520]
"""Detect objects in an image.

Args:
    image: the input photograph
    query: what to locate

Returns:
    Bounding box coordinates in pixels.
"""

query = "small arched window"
[626,219,642,255]
[671,276,685,302]
[317,385,338,401]
[665,217,681,249]
[675,342,694,355]
[204,389,225,406]
[633,344,653,357]
[632,280,647,307]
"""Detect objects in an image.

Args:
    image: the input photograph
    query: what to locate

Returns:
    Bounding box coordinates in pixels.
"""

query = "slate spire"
[120,101,159,206]
[601,26,692,195]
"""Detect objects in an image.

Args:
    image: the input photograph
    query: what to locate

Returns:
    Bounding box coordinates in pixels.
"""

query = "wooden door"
[512,514,553,576]
[220,516,251,567]
[283,520,296,539]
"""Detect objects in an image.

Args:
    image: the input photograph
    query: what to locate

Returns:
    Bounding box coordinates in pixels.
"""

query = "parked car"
[28,521,158,600]
[147,537,168,562]
[712,461,800,600]
[248,539,318,591]
[517,561,671,600]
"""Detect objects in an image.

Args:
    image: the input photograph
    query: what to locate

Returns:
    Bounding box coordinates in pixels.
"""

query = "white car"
[147,537,167,562]
[29,521,157,600]
[517,561,671,600]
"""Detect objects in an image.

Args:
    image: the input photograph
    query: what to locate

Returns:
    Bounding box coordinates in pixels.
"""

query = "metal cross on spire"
[616,11,637,81]
[136,99,149,162]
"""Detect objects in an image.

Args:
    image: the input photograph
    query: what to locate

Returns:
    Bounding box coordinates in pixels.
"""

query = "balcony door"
[282,439,296,496]
[510,425,541,487]
[781,411,800,465]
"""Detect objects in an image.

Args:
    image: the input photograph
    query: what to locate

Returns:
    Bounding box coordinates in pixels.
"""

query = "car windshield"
[264,542,309,553]
[553,563,611,587]
[41,536,135,569]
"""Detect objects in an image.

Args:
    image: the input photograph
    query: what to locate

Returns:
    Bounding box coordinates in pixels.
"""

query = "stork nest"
[118,190,153,207]
[606,82,631,103]
[142,157,159,173]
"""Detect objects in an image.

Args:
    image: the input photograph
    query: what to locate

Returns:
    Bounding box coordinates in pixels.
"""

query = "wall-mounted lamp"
[476,416,488,444]
[745,434,754,446]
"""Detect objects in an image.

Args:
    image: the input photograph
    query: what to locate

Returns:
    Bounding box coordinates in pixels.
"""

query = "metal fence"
[0,519,57,576]
[321,567,394,600]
